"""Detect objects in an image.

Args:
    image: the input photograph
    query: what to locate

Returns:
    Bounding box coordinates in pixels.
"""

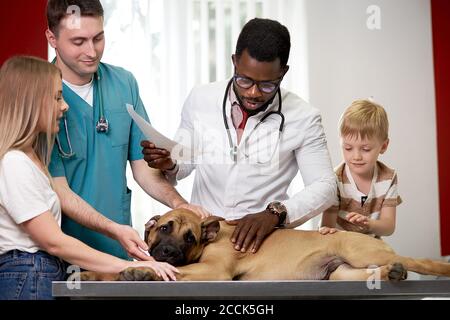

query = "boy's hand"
[345,212,370,232]
[319,226,339,235]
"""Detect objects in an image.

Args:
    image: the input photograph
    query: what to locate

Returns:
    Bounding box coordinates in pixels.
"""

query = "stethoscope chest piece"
[96,116,109,133]
[95,70,109,134]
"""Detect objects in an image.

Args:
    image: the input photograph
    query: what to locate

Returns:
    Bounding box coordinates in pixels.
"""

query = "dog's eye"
[160,225,169,233]
[185,233,196,244]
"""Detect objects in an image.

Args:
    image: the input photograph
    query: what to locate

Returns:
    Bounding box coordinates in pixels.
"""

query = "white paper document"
[126,104,198,162]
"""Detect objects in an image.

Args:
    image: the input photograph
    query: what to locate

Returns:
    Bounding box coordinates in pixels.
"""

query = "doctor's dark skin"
[141,49,289,253]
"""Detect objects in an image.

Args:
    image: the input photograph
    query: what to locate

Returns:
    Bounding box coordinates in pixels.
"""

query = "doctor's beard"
[233,85,278,116]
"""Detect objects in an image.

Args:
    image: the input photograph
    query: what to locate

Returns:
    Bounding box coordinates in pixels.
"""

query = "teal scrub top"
[49,62,150,260]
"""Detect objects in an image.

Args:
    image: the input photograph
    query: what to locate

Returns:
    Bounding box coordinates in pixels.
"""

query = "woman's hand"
[132,260,180,281]
[110,224,152,261]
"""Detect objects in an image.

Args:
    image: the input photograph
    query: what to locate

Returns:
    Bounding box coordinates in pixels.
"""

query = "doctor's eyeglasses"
[233,74,283,94]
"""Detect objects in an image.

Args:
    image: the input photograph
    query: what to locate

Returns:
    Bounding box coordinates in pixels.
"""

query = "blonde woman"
[0,56,178,300]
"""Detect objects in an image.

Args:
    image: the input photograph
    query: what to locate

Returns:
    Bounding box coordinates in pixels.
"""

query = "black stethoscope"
[222,78,285,163]
[54,60,109,158]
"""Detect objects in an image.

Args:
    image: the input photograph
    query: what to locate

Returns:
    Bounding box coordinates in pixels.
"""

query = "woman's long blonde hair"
[0,56,61,169]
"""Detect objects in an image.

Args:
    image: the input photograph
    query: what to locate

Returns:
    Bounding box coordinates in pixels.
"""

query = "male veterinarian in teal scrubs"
[46,0,210,260]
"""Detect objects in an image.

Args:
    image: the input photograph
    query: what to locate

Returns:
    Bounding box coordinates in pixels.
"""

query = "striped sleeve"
[382,174,402,207]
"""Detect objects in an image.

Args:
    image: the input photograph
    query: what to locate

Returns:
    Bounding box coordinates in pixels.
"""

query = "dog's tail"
[393,256,450,277]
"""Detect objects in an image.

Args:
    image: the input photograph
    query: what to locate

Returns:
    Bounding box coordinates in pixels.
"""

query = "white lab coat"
[171,80,337,226]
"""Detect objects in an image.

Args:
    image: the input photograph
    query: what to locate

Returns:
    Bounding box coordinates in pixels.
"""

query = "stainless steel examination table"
[53,279,450,299]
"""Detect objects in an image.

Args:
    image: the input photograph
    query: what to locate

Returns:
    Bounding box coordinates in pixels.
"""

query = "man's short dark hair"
[47,0,104,35]
[235,18,291,67]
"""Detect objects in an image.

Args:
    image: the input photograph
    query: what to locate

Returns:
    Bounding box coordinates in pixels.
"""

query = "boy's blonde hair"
[0,56,61,169]
[339,99,389,142]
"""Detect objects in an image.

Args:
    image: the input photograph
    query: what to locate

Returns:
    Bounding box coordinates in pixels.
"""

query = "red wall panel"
[431,0,450,256]
[0,0,48,65]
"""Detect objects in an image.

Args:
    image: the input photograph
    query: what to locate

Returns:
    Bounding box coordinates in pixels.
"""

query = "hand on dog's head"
[144,209,223,266]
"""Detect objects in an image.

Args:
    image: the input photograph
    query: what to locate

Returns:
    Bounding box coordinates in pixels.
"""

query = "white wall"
[303,0,441,258]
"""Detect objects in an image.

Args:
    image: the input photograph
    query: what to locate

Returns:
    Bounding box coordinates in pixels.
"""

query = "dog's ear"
[201,216,223,243]
[144,215,161,243]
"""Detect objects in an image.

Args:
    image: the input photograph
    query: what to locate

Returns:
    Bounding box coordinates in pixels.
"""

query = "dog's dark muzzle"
[150,243,185,266]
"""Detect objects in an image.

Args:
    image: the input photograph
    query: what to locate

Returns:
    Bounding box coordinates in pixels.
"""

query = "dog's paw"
[119,267,159,281]
[79,271,98,281]
[77,271,120,281]
[388,263,408,281]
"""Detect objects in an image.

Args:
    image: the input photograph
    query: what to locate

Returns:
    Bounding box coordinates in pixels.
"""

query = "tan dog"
[80,209,450,281]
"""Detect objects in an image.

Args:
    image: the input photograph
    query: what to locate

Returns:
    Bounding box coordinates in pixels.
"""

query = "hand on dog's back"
[227,212,278,254]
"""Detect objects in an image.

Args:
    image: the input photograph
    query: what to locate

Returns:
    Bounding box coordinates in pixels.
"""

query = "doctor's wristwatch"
[266,201,287,227]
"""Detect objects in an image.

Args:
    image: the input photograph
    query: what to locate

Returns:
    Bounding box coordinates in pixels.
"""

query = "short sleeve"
[0,154,50,224]
[127,73,150,161]
[382,174,402,207]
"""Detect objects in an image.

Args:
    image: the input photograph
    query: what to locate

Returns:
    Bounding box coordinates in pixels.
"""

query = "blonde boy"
[320,100,402,237]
